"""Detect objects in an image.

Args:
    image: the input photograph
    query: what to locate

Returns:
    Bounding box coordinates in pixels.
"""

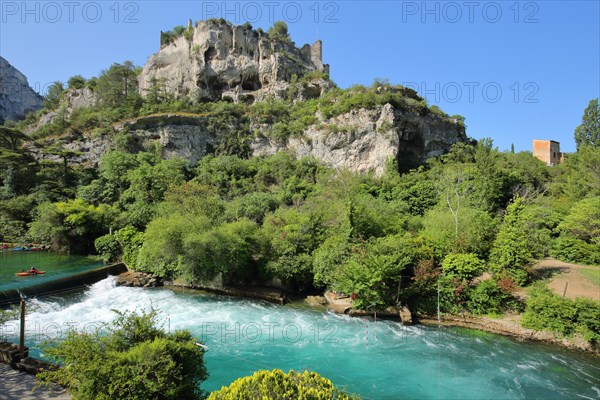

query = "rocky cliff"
[0,57,43,123]
[50,102,465,175]
[138,19,329,103]
[25,19,467,175]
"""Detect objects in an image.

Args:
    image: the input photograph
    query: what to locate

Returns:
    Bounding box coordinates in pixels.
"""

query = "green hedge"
[208,369,358,400]
[522,283,600,344]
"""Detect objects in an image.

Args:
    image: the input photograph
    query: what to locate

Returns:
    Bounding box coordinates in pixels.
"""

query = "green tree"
[29,199,117,254]
[472,138,503,211]
[161,181,225,223]
[336,234,417,309]
[44,81,65,109]
[422,205,497,259]
[550,145,600,202]
[67,75,86,90]
[551,197,600,265]
[0,127,36,197]
[267,21,291,43]
[208,369,357,400]
[38,308,208,400]
[348,193,407,239]
[96,61,141,108]
[574,99,600,149]
[182,219,259,284]
[312,233,351,288]
[488,197,535,285]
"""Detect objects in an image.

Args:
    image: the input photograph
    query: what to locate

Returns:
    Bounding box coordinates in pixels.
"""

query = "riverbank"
[113,268,599,355]
[114,270,288,304]
[418,314,599,356]
[314,292,599,355]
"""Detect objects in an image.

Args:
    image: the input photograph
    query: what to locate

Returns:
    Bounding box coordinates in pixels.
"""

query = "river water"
[1,277,598,399]
[0,251,104,292]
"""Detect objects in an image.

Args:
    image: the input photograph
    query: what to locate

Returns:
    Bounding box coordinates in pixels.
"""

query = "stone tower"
[533,139,562,165]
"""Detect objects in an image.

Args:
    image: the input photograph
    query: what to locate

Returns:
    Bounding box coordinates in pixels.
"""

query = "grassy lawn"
[579,268,600,286]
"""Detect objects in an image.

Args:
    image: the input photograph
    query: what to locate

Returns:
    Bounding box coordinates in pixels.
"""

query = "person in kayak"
[29,267,39,274]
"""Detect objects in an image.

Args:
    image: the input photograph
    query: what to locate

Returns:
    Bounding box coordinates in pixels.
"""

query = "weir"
[0,263,127,305]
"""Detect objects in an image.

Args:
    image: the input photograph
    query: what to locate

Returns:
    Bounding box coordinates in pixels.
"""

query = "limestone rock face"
[0,56,43,123]
[63,87,97,112]
[252,104,466,174]
[24,87,98,134]
[116,114,214,164]
[138,20,329,103]
[51,103,465,176]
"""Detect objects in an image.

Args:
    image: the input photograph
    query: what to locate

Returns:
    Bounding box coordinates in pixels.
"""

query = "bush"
[38,309,208,400]
[95,233,120,262]
[67,75,86,89]
[522,283,600,344]
[551,197,600,265]
[208,369,357,400]
[467,280,518,315]
[550,236,600,266]
[441,253,485,282]
[267,21,291,43]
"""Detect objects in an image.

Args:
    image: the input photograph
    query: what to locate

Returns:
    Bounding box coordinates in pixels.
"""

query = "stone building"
[533,139,563,165]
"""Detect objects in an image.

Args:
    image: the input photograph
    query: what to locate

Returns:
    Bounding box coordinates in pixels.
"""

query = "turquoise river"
[0,251,104,292]
[1,277,599,399]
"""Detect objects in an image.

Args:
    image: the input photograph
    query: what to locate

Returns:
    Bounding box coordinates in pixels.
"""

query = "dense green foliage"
[1,51,598,352]
[267,21,291,43]
[488,197,536,285]
[574,99,600,149]
[208,369,357,400]
[550,197,600,265]
[38,309,208,399]
[522,284,600,344]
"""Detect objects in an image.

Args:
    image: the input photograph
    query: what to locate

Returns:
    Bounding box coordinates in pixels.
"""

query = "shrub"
[208,369,357,400]
[38,309,208,400]
[550,236,600,266]
[467,280,518,315]
[94,233,120,262]
[267,21,291,43]
[521,283,600,344]
[441,253,485,282]
[67,75,86,89]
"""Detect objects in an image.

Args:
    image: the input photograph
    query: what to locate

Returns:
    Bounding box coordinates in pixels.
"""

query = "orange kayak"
[15,271,45,277]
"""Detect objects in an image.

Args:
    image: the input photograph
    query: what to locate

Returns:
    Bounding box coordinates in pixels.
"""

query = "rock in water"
[0,56,43,124]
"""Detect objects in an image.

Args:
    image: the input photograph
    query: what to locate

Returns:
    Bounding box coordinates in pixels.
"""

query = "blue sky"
[1,1,598,152]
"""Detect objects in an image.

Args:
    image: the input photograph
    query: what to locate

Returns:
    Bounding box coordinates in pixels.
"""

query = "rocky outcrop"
[46,101,465,176]
[138,19,329,103]
[399,306,413,325]
[25,87,97,134]
[0,57,43,123]
[252,103,466,174]
[26,20,466,175]
[115,271,162,287]
[116,114,213,164]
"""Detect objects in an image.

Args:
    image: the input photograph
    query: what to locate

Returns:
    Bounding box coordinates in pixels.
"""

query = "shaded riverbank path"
[0,363,70,399]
